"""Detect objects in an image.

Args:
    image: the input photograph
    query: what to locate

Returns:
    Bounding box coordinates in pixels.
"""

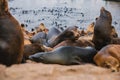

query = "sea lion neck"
[0,0,9,15]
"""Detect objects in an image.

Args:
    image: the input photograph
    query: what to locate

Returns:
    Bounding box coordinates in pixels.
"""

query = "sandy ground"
[0,62,120,80]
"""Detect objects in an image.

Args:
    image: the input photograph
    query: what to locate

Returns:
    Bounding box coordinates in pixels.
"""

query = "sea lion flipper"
[70,56,82,65]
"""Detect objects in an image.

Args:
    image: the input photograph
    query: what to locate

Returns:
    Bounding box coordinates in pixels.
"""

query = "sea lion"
[30,32,47,45]
[35,23,48,33]
[21,24,32,45]
[0,0,24,66]
[92,7,113,50]
[110,38,120,44]
[53,39,94,49]
[29,46,97,65]
[94,44,120,72]
[47,26,80,47]
[86,22,95,35]
[111,26,118,38]
[23,43,45,60]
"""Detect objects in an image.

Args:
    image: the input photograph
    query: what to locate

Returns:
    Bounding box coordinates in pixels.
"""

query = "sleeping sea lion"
[29,46,97,65]
[94,44,120,72]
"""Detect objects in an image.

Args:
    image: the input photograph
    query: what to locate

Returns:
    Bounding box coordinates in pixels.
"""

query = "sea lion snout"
[29,54,44,62]
[100,7,105,13]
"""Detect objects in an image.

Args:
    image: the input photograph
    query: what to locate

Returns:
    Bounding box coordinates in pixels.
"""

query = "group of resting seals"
[0,0,120,72]
[29,7,120,72]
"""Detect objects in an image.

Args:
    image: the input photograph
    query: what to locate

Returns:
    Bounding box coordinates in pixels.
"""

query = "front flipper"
[70,56,83,65]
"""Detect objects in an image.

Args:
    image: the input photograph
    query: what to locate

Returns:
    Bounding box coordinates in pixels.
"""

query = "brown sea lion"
[35,23,48,33]
[53,39,94,49]
[111,26,118,38]
[94,44,120,72]
[86,22,95,35]
[0,0,24,66]
[92,7,113,50]
[47,26,80,47]
[29,46,97,65]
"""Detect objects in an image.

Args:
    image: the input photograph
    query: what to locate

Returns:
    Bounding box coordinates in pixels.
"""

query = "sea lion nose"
[29,54,44,62]
[101,7,105,12]
[28,55,34,60]
[29,55,39,61]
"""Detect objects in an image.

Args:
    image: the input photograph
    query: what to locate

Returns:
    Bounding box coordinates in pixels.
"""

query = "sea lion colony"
[0,0,120,72]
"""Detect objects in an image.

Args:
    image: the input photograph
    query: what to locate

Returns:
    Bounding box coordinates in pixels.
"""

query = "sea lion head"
[100,7,112,24]
[29,51,66,64]
[64,26,80,40]
[29,52,58,64]
[29,52,46,62]
[104,56,119,72]
[0,0,8,14]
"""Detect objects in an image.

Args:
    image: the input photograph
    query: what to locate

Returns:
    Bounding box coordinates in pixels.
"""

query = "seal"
[0,0,24,66]
[46,27,61,46]
[23,43,45,60]
[111,26,118,38]
[86,22,95,35]
[53,39,94,49]
[29,46,97,65]
[94,44,120,72]
[47,26,80,47]
[30,32,47,45]
[35,23,48,33]
[92,7,113,50]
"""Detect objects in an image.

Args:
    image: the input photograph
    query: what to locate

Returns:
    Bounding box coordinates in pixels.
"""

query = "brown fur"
[23,43,45,60]
[24,38,31,45]
[0,0,24,66]
[92,7,114,50]
[53,39,94,49]
[86,22,95,35]
[94,44,120,72]
[36,23,48,33]
[48,26,80,47]
[110,38,120,44]
[111,26,118,38]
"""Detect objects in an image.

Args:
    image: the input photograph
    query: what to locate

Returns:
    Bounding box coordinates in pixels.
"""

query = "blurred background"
[8,0,120,35]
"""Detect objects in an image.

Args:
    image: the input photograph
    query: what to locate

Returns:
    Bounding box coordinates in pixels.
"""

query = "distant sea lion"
[23,43,45,60]
[0,0,24,66]
[47,27,61,44]
[94,44,120,72]
[92,7,113,50]
[111,26,118,38]
[53,39,94,49]
[35,23,48,33]
[29,46,97,65]
[30,32,47,45]
[86,22,95,35]
[47,26,80,47]
[110,38,120,44]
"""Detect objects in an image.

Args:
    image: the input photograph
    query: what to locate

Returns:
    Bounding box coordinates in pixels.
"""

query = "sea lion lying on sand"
[94,44,120,72]
[29,46,97,65]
